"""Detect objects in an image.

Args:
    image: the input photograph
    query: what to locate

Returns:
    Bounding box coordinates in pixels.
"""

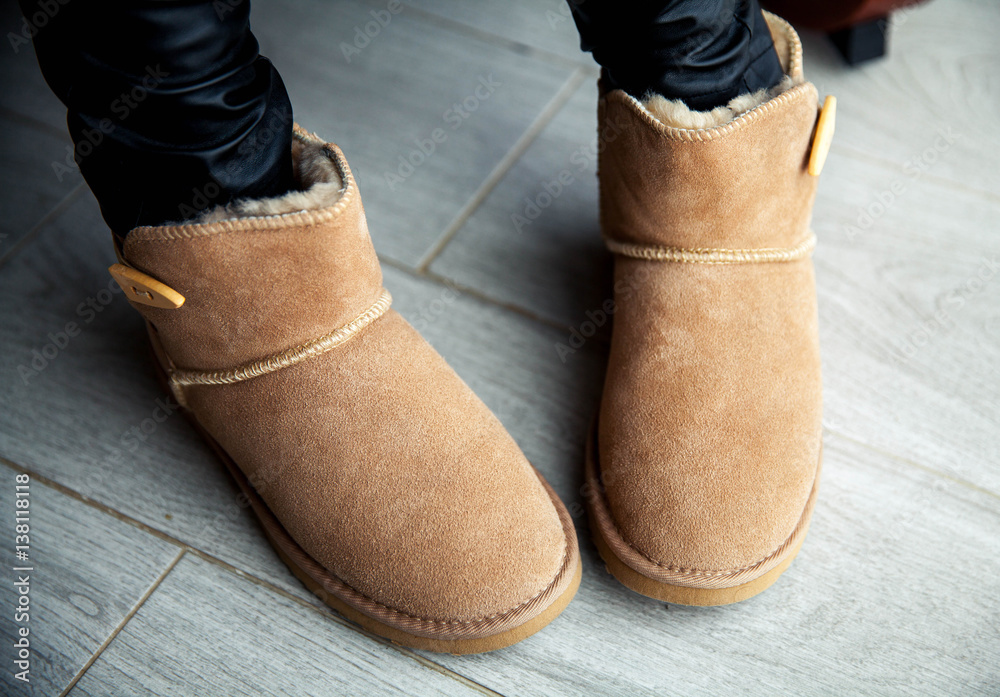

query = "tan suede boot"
[108,127,580,652]
[585,14,834,605]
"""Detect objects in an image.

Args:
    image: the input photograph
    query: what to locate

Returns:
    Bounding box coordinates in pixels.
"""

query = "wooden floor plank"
[402,0,589,64]
[811,151,1000,495]
[800,0,1000,199]
[0,115,81,259]
[429,79,606,332]
[0,464,180,697]
[423,434,1000,697]
[1,0,997,693]
[67,555,485,697]
[251,0,572,267]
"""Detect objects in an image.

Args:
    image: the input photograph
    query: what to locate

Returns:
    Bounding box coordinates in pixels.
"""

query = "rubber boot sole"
[152,345,581,653]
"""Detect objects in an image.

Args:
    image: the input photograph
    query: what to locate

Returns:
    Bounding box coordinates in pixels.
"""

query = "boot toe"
[189,310,579,641]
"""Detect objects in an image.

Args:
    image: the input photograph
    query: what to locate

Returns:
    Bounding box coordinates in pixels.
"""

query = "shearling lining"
[644,75,799,130]
[190,136,345,224]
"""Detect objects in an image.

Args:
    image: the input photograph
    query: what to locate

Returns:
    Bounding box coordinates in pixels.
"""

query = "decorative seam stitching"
[127,136,355,243]
[609,82,817,143]
[604,233,816,264]
[170,289,391,389]
[157,294,575,629]
[245,459,575,628]
[331,542,572,627]
[590,426,819,578]
[217,408,576,628]
[604,14,810,143]
[608,500,807,577]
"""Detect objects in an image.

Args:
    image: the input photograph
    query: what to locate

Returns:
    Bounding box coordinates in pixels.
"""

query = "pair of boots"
[108,15,834,653]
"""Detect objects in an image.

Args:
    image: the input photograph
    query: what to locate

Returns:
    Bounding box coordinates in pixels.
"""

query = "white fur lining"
[643,75,799,130]
[190,136,344,224]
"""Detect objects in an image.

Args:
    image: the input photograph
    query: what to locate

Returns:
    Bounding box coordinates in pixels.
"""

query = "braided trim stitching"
[605,232,816,264]
[170,289,391,389]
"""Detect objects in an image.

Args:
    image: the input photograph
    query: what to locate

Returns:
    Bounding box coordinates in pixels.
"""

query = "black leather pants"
[570,0,785,110]
[19,0,294,238]
[21,0,782,238]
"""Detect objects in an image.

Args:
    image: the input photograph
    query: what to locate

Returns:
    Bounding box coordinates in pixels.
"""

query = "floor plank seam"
[0,182,86,271]
[176,547,505,697]
[822,429,1000,505]
[416,67,590,272]
[829,142,1000,205]
[57,549,187,697]
[0,457,504,693]
[422,266,583,335]
[0,104,70,140]
[363,0,597,74]
[378,253,588,336]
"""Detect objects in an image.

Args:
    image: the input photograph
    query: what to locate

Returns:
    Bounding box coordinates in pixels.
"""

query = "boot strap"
[169,289,392,393]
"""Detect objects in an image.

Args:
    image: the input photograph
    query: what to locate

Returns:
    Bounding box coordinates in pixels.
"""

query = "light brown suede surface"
[183,310,570,623]
[116,129,578,640]
[598,90,818,252]
[593,15,824,588]
[124,140,382,371]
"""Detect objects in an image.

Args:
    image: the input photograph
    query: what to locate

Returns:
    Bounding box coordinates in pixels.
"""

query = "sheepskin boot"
[585,13,834,605]
[108,126,581,652]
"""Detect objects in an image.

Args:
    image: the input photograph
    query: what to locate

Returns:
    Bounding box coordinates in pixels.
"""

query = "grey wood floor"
[1,0,998,695]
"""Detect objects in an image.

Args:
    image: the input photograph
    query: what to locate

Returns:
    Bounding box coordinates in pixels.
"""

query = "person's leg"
[19,0,294,239]
[570,0,784,110]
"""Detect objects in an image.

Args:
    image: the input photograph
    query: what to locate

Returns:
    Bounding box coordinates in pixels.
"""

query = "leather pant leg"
[19,0,295,238]
[569,0,785,110]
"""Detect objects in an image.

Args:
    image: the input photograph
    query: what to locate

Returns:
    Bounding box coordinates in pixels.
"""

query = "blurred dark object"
[828,17,889,65]
[761,0,931,65]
